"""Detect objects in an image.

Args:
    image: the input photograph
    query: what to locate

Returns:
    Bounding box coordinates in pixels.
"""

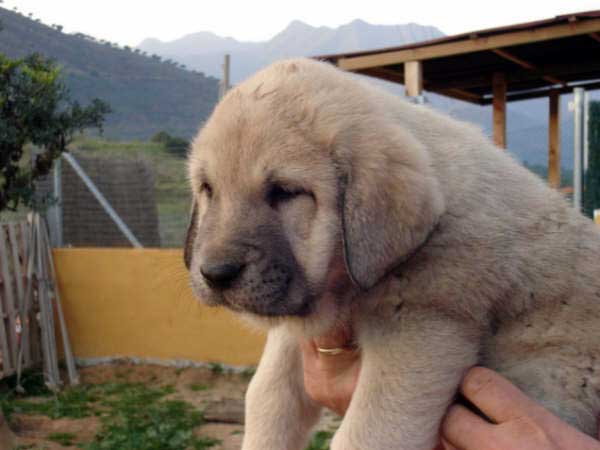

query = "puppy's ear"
[337,124,444,290]
[183,200,198,270]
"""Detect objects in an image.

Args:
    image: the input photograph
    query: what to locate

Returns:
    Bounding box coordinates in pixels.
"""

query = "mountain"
[139,19,444,83]
[1,6,589,168]
[139,19,595,169]
[0,7,219,139]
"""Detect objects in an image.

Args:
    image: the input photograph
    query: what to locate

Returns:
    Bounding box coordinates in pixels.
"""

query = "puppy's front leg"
[332,308,480,450]
[242,325,322,450]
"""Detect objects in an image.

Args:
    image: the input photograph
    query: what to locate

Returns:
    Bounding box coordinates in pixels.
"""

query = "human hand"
[440,366,600,450]
[300,339,600,450]
[299,322,360,416]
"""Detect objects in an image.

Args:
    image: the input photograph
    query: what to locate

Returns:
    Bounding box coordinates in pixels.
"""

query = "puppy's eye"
[201,182,213,198]
[267,183,304,208]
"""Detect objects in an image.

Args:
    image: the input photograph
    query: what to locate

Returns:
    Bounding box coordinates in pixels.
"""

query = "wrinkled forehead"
[188,103,332,196]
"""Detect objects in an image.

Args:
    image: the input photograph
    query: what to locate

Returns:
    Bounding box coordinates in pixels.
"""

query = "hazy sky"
[2,0,599,46]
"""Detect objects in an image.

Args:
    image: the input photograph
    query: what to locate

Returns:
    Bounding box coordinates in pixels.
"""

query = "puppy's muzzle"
[200,260,246,290]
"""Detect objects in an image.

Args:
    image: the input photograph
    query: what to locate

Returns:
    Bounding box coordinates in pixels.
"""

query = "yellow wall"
[52,248,265,366]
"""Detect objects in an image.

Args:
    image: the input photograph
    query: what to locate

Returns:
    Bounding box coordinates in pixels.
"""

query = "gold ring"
[316,347,349,356]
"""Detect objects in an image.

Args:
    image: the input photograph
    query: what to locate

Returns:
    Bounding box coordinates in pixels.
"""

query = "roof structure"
[317,10,600,105]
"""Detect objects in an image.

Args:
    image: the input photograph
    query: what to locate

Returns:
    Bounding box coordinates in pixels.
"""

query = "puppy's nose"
[200,261,246,289]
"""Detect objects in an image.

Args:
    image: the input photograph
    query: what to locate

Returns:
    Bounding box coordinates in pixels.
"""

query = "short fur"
[185,58,600,450]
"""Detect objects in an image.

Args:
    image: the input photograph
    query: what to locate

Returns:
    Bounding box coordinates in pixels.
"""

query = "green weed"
[208,363,224,375]
[48,432,77,446]
[2,378,220,450]
[80,383,218,450]
[6,385,96,420]
[188,383,209,392]
[305,430,334,450]
[240,367,256,381]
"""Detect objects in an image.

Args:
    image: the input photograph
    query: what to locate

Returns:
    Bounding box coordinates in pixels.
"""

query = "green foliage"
[208,363,224,375]
[584,101,600,218]
[48,432,77,446]
[0,7,219,140]
[188,383,210,392]
[305,431,334,450]
[240,367,256,381]
[0,51,110,212]
[1,378,220,450]
[81,383,218,450]
[3,368,51,396]
[151,131,190,158]
[8,384,96,419]
[0,369,52,421]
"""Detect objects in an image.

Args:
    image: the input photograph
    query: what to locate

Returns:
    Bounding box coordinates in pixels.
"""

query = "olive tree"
[0,52,111,212]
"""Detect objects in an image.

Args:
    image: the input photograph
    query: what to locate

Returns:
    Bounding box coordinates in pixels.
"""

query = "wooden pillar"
[548,90,561,189]
[492,72,507,149]
[404,61,423,98]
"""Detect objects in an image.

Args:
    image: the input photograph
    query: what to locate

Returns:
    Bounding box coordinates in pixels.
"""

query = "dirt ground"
[5,363,340,450]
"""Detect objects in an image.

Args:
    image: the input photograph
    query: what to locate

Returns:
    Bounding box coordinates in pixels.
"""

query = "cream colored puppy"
[185,58,600,450]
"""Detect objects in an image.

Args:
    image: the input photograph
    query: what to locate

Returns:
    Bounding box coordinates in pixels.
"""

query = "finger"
[440,438,460,450]
[460,367,548,424]
[298,337,317,357]
[442,404,496,450]
[299,336,360,375]
[313,321,354,351]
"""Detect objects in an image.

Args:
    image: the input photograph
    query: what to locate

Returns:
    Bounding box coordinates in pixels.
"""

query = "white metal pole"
[61,153,143,248]
[584,91,589,173]
[573,87,585,211]
[52,158,63,247]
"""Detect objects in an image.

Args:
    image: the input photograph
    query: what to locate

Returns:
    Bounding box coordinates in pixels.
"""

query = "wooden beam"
[548,90,561,189]
[480,79,600,104]
[491,49,564,85]
[436,88,484,103]
[426,59,600,92]
[492,72,507,149]
[404,61,423,97]
[337,18,600,71]
[359,67,405,84]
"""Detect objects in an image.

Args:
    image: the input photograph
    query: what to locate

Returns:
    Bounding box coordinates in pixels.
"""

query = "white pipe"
[61,153,143,248]
[573,87,585,211]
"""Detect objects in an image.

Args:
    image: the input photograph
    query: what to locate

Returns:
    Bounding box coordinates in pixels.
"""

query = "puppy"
[184,58,600,450]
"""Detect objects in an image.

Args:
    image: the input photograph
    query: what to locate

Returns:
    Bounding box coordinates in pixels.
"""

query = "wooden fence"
[0,216,78,388]
[0,220,42,379]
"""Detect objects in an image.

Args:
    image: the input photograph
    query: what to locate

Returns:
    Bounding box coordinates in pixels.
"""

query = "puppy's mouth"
[222,279,315,317]
[225,295,314,317]
[192,273,315,318]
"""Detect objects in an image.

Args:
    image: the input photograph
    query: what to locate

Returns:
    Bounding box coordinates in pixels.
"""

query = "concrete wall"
[53,248,265,367]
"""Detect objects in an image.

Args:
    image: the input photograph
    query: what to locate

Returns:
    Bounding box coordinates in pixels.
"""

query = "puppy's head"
[185,59,444,320]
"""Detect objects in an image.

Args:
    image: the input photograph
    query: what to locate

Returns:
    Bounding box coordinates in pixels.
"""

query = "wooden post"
[548,90,561,188]
[492,72,507,149]
[404,61,423,98]
[219,54,230,99]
